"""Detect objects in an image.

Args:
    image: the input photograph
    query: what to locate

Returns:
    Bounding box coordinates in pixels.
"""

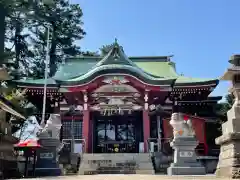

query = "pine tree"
[100,44,114,56]
[5,0,35,79]
[0,0,35,133]
[29,0,86,77]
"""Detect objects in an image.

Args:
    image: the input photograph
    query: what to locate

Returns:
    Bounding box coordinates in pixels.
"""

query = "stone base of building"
[79,153,154,175]
[167,165,206,175]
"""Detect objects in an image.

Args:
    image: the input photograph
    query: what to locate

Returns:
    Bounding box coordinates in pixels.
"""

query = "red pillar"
[203,120,208,155]
[82,109,90,153]
[143,109,150,153]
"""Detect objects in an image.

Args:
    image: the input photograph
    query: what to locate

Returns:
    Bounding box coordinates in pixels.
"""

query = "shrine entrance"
[92,112,143,153]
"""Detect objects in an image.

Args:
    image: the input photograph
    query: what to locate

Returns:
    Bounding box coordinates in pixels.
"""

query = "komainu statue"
[35,114,63,176]
[167,112,206,175]
[170,113,195,138]
[40,114,62,139]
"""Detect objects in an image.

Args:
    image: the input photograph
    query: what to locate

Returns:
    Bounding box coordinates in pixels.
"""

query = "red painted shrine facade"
[15,41,221,155]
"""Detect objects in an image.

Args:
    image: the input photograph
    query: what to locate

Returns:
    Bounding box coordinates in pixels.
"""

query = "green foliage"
[99,43,124,56]
[0,0,34,79]
[0,1,32,130]
[1,0,90,79]
[100,44,114,56]
[216,93,234,124]
[28,0,86,77]
[0,0,93,131]
[81,51,100,57]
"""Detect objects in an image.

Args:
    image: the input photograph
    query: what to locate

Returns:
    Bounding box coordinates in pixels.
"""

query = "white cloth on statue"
[41,114,62,139]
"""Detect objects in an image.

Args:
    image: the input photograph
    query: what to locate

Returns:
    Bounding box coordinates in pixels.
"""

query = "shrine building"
[14,40,221,155]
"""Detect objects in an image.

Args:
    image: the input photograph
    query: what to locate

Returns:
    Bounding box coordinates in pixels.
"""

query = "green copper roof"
[14,78,57,87]
[58,64,175,86]
[135,61,177,78]
[13,40,219,87]
[175,76,218,86]
[94,41,138,67]
[55,41,177,86]
[54,61,96,80]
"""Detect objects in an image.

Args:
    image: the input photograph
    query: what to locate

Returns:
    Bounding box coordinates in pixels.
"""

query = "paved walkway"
[9,175,230,180]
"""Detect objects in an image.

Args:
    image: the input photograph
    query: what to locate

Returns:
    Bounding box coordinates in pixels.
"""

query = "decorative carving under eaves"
[90,96,142,115]
[94,84,139,94]
[103,76,129,85]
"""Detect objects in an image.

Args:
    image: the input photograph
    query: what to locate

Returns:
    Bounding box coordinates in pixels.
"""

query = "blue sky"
[71,0,240,98]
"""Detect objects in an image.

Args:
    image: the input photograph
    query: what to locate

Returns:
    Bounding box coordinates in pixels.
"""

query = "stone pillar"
[215,55,240,179]
[167,113,205,175]
[82,93,90,153]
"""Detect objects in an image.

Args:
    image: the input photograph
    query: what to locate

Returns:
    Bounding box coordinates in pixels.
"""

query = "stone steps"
[78,153,154,175]
[152,152,172,174]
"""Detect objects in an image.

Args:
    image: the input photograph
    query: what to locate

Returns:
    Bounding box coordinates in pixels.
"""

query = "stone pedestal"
[35,138,62,176]
[35,114,63,176]
[167,137,205,175]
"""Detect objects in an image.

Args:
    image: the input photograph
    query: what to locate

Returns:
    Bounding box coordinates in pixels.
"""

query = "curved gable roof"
[55,40,176,86]
[13,40,219,87]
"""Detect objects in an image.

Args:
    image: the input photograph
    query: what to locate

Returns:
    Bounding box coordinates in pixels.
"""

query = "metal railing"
[146,138,210,156]
[146,138,172,154]
[61,138,86,154]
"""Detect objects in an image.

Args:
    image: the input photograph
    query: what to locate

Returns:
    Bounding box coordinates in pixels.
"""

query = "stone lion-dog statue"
[170,113,195,138]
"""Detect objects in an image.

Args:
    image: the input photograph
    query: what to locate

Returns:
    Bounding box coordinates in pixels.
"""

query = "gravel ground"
[8,175,231,180]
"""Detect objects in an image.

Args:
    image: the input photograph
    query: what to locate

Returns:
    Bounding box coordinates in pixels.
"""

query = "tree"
[5,0,35,79]
[81,51,99,57]
[216,93,234,124]
[0,0,36,80]
[99,42,124,56]
[100,44,114,56]
[0,0,9,61]
[29,0,86,77]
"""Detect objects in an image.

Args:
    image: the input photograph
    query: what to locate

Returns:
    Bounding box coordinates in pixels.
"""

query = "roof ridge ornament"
[113,38,120,61]
[114,38,118,44]
[167,55,174,61]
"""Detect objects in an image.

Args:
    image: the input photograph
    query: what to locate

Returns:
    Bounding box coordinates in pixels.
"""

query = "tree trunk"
[49,27,57,77]
[14,19,21,79]
[0,4,6,65]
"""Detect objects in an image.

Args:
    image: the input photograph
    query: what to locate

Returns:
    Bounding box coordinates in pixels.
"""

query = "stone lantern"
[215,55,240,179]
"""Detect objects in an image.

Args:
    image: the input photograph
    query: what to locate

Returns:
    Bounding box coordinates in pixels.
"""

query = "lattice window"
[62,121,82,139]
